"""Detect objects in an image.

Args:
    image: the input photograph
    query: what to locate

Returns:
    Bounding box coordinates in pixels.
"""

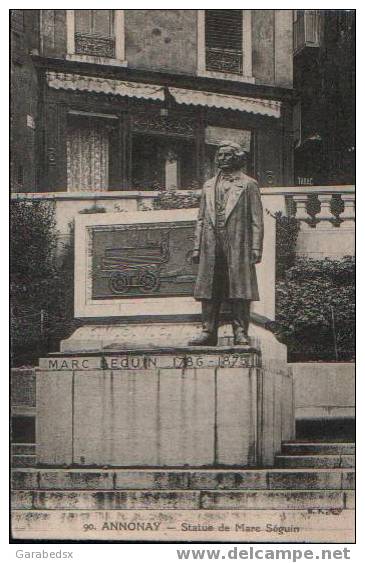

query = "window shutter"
[75,10,115,58]
[93,10,113,37]
[205,10,243,74]
[75,10,92,35]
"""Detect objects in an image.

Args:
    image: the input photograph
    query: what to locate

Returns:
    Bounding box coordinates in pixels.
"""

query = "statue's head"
[216,141,248,172]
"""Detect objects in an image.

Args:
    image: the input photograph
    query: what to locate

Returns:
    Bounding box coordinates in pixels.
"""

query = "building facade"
[293,10,355,186]
[11,9,294,193]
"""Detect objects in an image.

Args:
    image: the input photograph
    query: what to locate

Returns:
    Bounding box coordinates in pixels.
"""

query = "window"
[198,10,253,82]
[66,112,119,192]
[205,10,243,75]
[66,10,125,64]
[293,10,321,54]
[75,10,115,58]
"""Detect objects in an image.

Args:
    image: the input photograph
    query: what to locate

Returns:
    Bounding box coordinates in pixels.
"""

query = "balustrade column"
[292,195,310,228]
[341,194,355,221]
[316,194,335,229]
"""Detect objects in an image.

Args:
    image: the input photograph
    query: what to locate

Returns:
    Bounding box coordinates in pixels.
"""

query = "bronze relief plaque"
[91,221,197,299]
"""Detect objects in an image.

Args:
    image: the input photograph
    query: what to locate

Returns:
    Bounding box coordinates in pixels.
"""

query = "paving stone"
[123,491,200,509]
[11,491,33,510]
[12,470,39,490]
[200,490,346,510]
[345,491,355,509]
[11,444,36,455]
[188,470,268,490]
[12,455,37,468]
[275,455,342,468]
[281,442,355,455]
[39,470,114,490]
[268,470,342,490]
[341,470,355,490]
[340,455,355,468]
[12,467,353,491]
[15,490,200,510]
[114,470,190,490]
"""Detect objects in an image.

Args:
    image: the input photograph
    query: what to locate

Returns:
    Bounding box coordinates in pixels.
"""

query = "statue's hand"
[192,250,200,264]
[251,249,262,264]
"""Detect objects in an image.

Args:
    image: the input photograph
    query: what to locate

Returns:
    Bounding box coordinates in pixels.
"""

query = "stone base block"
[60,321,288,364]
[36,347,293,467]
[37,343,294,467]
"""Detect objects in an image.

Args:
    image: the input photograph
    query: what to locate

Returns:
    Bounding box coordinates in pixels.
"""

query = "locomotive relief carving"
[91,224,197,300]
[101,230,170,295]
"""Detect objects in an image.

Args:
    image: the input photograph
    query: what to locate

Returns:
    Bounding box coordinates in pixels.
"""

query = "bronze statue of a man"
[190,141,264,346]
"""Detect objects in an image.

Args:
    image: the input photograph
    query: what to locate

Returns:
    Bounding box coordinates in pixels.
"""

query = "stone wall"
[36,9,293,88]
[125,10,197,75]
[291,362,355,422]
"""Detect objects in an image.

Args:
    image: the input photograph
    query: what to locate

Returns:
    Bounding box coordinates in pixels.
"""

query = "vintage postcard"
[10,8,355,543]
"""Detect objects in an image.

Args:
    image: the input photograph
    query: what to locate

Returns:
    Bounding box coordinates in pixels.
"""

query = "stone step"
[281,442,355,456]
[12,467,354,491]
[12,489,354,511]
[275,455,355,469]
[11,444,36,455]
[11,455,37,468]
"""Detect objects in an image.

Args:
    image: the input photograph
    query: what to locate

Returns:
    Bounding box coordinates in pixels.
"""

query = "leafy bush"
[274,212,300,280]
[10,201,57,286]
[153,190,201,210]
[274,256,355,362]
[78,204,106,214]
[10,201,77,366]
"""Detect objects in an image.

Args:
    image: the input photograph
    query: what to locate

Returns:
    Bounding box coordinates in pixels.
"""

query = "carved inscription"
[40,353,257,371]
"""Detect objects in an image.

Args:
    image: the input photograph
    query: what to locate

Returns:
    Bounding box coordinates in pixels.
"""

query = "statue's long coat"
[193,170,264,301]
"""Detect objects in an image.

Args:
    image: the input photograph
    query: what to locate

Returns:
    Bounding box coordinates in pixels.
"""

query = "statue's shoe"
[233,330,250,346]
[188,331,218,347]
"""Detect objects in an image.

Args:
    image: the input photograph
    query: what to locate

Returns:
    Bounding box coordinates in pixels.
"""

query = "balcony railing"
[293,11,321,55]
[75,32,115,58]
[205,47,243,75]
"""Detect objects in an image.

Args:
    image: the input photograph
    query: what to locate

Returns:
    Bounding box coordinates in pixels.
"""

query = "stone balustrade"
[260,186,355,258]
[268,186,355,229]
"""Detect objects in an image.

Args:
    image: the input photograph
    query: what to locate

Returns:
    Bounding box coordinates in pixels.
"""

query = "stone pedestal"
[37,332,294,468]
